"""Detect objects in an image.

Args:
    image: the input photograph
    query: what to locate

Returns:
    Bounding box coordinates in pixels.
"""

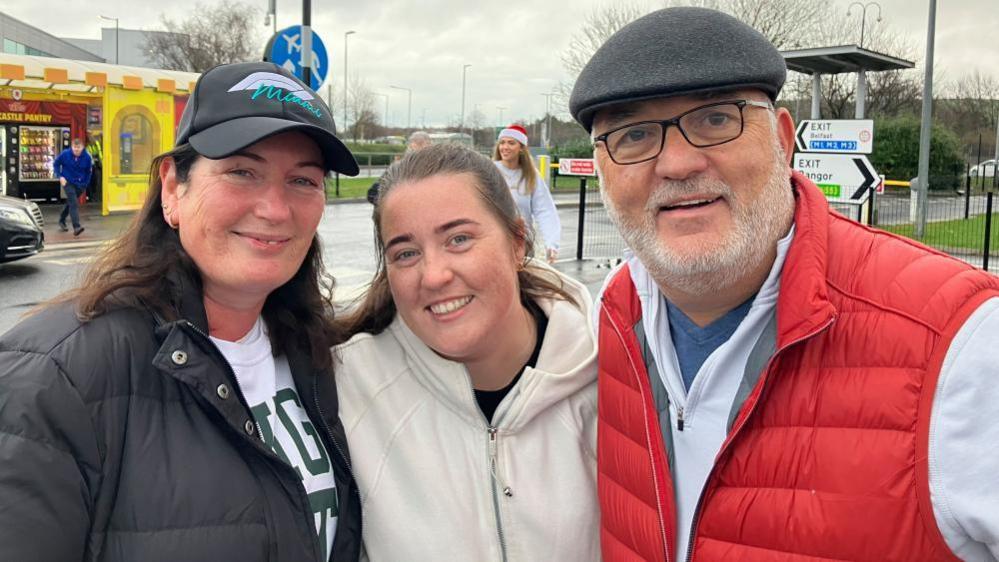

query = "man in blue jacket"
[54,138,93,236]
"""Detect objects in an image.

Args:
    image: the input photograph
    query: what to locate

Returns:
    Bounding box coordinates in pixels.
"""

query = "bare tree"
[950,71,999,128]
[558,1,921,121]
[721,0,827,49]
[560,3,649,80]
[938,71,999,153]
[144,1,261,73]
[339,74,377,141]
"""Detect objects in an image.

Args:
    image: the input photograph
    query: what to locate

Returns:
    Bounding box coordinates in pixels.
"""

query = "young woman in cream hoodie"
[334,144,599,561]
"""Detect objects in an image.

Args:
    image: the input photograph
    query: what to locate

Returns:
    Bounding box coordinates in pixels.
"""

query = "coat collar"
[388,263,598,431]
[774,172,838,347]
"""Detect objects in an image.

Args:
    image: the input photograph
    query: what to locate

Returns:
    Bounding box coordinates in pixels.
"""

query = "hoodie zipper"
[683,315,835,562]
[487,426,511,562]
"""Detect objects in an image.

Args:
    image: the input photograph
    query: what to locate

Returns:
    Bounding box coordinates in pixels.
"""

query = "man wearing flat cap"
[572,7,999,562]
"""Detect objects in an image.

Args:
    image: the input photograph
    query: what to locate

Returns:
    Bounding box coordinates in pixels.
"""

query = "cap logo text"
[227,72,323,119]
[228,72,314,100]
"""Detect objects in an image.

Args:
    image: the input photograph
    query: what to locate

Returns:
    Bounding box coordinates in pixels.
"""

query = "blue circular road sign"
[264,25,329,91]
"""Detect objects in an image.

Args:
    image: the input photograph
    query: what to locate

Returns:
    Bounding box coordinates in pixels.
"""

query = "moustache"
[644,177,734,212]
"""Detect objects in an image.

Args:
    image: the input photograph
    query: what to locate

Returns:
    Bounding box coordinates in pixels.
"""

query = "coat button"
[244,420,255,435]
[170,350,188,365]
[216,384,230,400]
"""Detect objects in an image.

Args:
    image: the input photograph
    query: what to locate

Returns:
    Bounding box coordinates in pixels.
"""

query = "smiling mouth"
[236,232,291,245]
[661,196,721,211]
[428,296,473,315]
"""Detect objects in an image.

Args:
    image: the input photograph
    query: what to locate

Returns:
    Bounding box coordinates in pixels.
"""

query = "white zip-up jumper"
[335,272,599,562]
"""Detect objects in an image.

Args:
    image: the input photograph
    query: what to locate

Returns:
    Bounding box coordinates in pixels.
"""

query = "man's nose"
[652,125,709,181]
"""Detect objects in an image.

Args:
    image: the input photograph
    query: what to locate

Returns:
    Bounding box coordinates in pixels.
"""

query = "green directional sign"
[818,184,842,198]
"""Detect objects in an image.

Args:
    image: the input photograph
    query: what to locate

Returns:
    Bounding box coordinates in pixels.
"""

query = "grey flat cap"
[570,7,787,132]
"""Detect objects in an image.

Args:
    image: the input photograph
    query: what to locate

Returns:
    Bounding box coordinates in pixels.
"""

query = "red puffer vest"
[597,173,999,562]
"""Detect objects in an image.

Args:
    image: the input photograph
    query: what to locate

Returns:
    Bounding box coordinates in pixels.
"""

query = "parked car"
[968,159,997,177]
[0,195,44,263]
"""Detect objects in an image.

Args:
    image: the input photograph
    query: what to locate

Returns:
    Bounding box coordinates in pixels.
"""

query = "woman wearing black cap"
[0,62,361,562]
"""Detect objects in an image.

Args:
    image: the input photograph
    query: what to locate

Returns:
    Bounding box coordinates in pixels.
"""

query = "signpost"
[793,153,880,203]
[558,158,596,176]
[795,119,874,154]
[263,25,329,90]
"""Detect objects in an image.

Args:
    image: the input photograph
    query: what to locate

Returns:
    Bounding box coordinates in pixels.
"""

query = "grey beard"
[603,143,794,297]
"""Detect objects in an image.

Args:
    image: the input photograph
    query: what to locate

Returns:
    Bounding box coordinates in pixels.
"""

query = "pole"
[866,186,876,225]
[811,73,822,119]
[343,31,355,137]
[460,64,471,142]
[984,192,993,272]
[994,108,999,166]
[390,86,412,129]
[374,93,388,129]
[115,19,119,65]
[301,0,312,88]
[856,70,867,118]
[576,177,587,260]
[915,0,937,238]
[497,106,506,127]
[539,93,555,148]
[965,162,972,219]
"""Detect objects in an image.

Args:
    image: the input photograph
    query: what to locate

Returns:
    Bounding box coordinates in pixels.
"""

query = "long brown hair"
[48,143,340,370]
[492,137,539,195]
[338,144,576,338]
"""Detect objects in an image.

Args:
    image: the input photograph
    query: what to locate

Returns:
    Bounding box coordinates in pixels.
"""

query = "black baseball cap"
[176,61,359,176]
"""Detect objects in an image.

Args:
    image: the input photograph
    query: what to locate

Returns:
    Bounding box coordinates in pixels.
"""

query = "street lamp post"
[98,15,119,65]
[846,2,882,119]
[540,93,554,149]
[374,93,389,130]
[264,0,276,33]
[847,1,882,48]
[389,85,412,130]
[343,30,356,135]
[460,64,471,143]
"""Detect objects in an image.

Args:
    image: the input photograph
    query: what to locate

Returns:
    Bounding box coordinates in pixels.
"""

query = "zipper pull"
[677,407,685,431]
[487,427,514,497]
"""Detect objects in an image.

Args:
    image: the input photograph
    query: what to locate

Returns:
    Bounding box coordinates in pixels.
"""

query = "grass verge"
[882,213,999,251]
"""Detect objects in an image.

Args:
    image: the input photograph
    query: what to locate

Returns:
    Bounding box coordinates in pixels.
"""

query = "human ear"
[775,108,796,166]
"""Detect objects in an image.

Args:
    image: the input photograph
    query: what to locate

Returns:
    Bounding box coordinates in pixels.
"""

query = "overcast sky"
[8,0,999,129]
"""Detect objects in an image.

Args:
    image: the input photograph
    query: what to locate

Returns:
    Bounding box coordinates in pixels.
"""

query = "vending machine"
[0,127,7,196]
[11,125,71,200]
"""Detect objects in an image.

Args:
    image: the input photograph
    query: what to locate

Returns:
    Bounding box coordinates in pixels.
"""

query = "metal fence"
[835,189,997,273]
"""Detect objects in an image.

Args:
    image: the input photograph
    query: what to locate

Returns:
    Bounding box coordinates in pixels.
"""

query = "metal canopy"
[780,45,914,75]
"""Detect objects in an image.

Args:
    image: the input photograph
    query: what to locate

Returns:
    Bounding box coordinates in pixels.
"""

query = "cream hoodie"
[334,268,599,562]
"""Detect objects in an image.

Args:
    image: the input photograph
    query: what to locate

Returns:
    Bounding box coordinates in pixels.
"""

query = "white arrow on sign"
[793,153,879,203]
[795,119,874,154]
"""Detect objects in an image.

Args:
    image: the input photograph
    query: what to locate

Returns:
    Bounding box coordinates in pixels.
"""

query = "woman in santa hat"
[492,124,561,263]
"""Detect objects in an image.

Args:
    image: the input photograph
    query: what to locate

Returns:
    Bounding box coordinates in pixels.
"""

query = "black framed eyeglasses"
[593,99,773,165]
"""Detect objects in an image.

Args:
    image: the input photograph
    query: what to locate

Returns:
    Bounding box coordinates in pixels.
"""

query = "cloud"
[5,0,998,128]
